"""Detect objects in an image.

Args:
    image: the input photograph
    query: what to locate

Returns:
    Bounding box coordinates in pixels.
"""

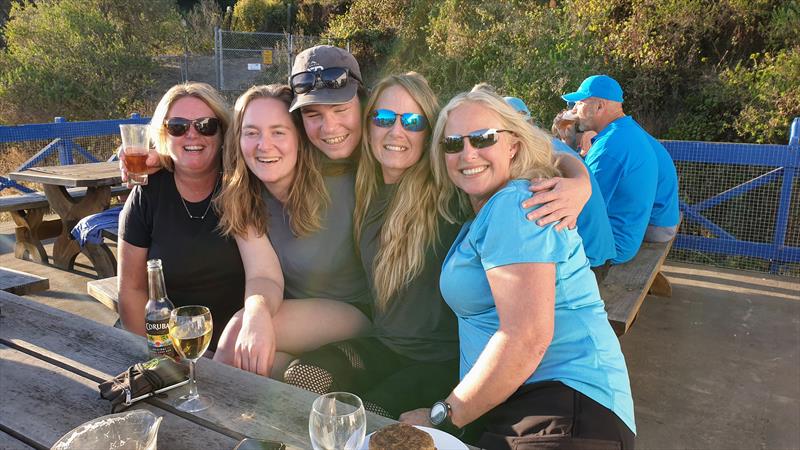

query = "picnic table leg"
[43,185,111,273]
[10,207,48,263]
[83,243,117,278]
[648,271,672,297]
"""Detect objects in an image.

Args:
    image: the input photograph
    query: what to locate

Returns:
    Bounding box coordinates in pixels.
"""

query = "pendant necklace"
[179,174,221,220]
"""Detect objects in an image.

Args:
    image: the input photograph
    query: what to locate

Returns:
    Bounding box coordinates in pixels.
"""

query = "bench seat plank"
[599,239,675,336]
[0,267,49,295]
[87,276,119,312]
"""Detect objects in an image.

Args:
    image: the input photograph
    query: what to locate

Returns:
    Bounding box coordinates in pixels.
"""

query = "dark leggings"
[467,381,635,450]
[283,337,458,419]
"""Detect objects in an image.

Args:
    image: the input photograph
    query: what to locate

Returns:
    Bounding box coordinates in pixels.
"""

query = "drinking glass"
[309,392,366,450]
[168,305,213,412]
[119,124,150,186]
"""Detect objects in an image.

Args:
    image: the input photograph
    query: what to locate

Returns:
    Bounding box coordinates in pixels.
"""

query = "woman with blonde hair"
[283,72,459,417]
[118,82,243,350]
[400,90,636,449]
[212,84,372,377]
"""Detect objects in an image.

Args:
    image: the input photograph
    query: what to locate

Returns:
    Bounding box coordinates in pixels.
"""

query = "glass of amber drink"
[169,305,213,412]
[119,124,150,186]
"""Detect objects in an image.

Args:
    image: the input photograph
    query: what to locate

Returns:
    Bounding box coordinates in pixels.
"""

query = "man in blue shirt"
[562,75,658,263]
[505,96,617,275]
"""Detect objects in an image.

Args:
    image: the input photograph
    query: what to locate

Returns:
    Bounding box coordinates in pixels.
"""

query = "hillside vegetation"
[1,0,798,144]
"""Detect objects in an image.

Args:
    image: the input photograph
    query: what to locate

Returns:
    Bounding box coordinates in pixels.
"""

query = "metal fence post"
[54,117,73,165]
[287,33,293,81]
[769,117,800,273]
[214,27,222,90]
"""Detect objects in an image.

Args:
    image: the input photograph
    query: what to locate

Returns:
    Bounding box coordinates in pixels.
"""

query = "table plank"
[0,430,35,450]
[0,268,49,295]
[0,291,394,448]
[0,345,238,450]
[9,162,122,188]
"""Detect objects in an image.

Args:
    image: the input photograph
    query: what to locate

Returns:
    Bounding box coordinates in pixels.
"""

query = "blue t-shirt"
[586,116,657,263]
[552,139,617,267]
[440,179,636,434]
[640,130,680,227]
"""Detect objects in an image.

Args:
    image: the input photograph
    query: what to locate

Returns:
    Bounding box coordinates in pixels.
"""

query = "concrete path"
[1,222,798,449]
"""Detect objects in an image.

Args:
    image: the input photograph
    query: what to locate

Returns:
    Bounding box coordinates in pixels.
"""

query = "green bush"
[0,0,182,124]
[183,0,223,53]
[327,0,799,144]
[232,0,289,33]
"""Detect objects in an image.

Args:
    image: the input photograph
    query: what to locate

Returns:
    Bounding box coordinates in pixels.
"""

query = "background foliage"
[0,0,797,144]
[326,0,799,143]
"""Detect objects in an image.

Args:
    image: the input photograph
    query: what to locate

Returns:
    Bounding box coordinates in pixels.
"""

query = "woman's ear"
[510,139,520,159]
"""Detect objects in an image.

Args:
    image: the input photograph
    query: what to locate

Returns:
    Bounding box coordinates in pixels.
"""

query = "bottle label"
[146,317,176,358]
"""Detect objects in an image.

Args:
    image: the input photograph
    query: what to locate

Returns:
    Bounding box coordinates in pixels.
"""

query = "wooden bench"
[0,267,49,295]
[87,275,119,312]
[599,237,676,336]
[0,186,128,273]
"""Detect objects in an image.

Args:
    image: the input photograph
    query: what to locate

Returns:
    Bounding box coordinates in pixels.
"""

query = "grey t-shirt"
[263,171,372,308]
[359,181,459,362]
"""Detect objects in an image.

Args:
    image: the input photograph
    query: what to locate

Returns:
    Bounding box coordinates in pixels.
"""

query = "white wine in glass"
[309,392,366,450]
[169,305,213,412]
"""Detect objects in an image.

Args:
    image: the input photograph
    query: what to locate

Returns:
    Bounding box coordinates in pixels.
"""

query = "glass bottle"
[145,259,177,359]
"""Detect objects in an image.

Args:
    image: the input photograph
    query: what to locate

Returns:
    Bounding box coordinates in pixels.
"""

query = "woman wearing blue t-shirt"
[400,90,636,449]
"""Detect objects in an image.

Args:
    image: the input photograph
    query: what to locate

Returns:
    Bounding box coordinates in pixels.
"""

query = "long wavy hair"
[354,72,441,311]
[430,90,560,222]
[215,84,328,238]
[149,82,231,172]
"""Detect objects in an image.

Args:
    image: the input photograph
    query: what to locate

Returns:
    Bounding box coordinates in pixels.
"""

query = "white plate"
[361,425,467,450]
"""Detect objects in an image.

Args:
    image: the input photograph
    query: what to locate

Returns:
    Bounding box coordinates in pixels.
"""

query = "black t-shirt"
[359,181,460,362]
[119,170,245,349]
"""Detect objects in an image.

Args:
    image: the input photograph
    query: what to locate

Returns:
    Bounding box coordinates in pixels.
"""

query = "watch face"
[430,402,448,425]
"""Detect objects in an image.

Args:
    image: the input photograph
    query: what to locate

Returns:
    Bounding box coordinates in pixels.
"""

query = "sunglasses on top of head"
[163,117,220,137]
[441,128,514,154]
[371,109,429,132]
[289,67,359,95]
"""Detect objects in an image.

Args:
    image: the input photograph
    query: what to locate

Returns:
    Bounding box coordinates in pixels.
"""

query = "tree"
[0,0,183,124]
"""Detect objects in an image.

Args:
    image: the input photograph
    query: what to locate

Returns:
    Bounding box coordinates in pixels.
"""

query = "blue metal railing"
[0,114,149,193]
[663,117,800,273]
[1,115,798,274]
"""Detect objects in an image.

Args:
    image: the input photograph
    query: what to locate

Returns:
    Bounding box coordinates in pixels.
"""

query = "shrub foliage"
[327,0,799,143]
[0,0,182,124]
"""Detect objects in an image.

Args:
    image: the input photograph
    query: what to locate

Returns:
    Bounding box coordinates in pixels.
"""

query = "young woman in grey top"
[212,84,372,378]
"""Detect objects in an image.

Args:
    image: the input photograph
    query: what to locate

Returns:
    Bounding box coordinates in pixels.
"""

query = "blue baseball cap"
[504,96,531,120]
[561,75,624,103]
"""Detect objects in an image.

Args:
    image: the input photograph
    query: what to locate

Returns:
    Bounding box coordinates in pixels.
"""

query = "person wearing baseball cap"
[289,45,366,161]
[561,75,679,264]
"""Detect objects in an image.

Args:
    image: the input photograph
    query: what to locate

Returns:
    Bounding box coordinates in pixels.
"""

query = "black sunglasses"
[289,67,359,95]
[164,117,220,137]
[371,109,429,132]
[442,128,514,154]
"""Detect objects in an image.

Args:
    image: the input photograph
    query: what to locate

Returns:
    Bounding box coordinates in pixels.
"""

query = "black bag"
[98,357,188,412]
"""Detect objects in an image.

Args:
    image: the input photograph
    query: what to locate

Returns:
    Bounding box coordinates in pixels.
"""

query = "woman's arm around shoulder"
[523,152,591,230]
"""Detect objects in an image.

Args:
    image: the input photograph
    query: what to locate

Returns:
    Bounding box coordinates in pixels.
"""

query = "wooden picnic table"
[8,162,125,277]
[0,290,395,449]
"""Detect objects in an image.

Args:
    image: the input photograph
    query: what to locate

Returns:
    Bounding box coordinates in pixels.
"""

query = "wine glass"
[309,392,366,450]
[169,305,213,412]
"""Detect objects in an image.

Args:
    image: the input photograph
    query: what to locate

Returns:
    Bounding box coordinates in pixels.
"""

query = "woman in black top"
[118,82,244,350]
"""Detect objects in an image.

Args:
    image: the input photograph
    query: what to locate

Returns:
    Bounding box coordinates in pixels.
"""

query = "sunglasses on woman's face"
[441,128,513,154]
[290,67,355,95]
[163,117,220,137]
[371,109,429,132]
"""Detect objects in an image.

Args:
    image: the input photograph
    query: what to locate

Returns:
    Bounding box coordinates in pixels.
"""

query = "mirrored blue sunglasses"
[371,109,429,132]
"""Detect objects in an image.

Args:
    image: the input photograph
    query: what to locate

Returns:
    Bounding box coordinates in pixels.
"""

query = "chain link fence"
[213,29,349,92]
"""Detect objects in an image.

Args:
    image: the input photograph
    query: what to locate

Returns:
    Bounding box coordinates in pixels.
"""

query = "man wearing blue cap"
[563,75,678,263]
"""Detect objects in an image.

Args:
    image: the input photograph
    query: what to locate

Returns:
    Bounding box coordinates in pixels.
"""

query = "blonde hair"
[354,72,441,311]
[215,84,328,238]
[149,82,231,172]
[430,90,560,222]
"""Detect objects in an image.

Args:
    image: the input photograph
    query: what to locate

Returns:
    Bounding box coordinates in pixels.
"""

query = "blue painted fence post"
[770,117,800,273]
[54,117,74,165]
